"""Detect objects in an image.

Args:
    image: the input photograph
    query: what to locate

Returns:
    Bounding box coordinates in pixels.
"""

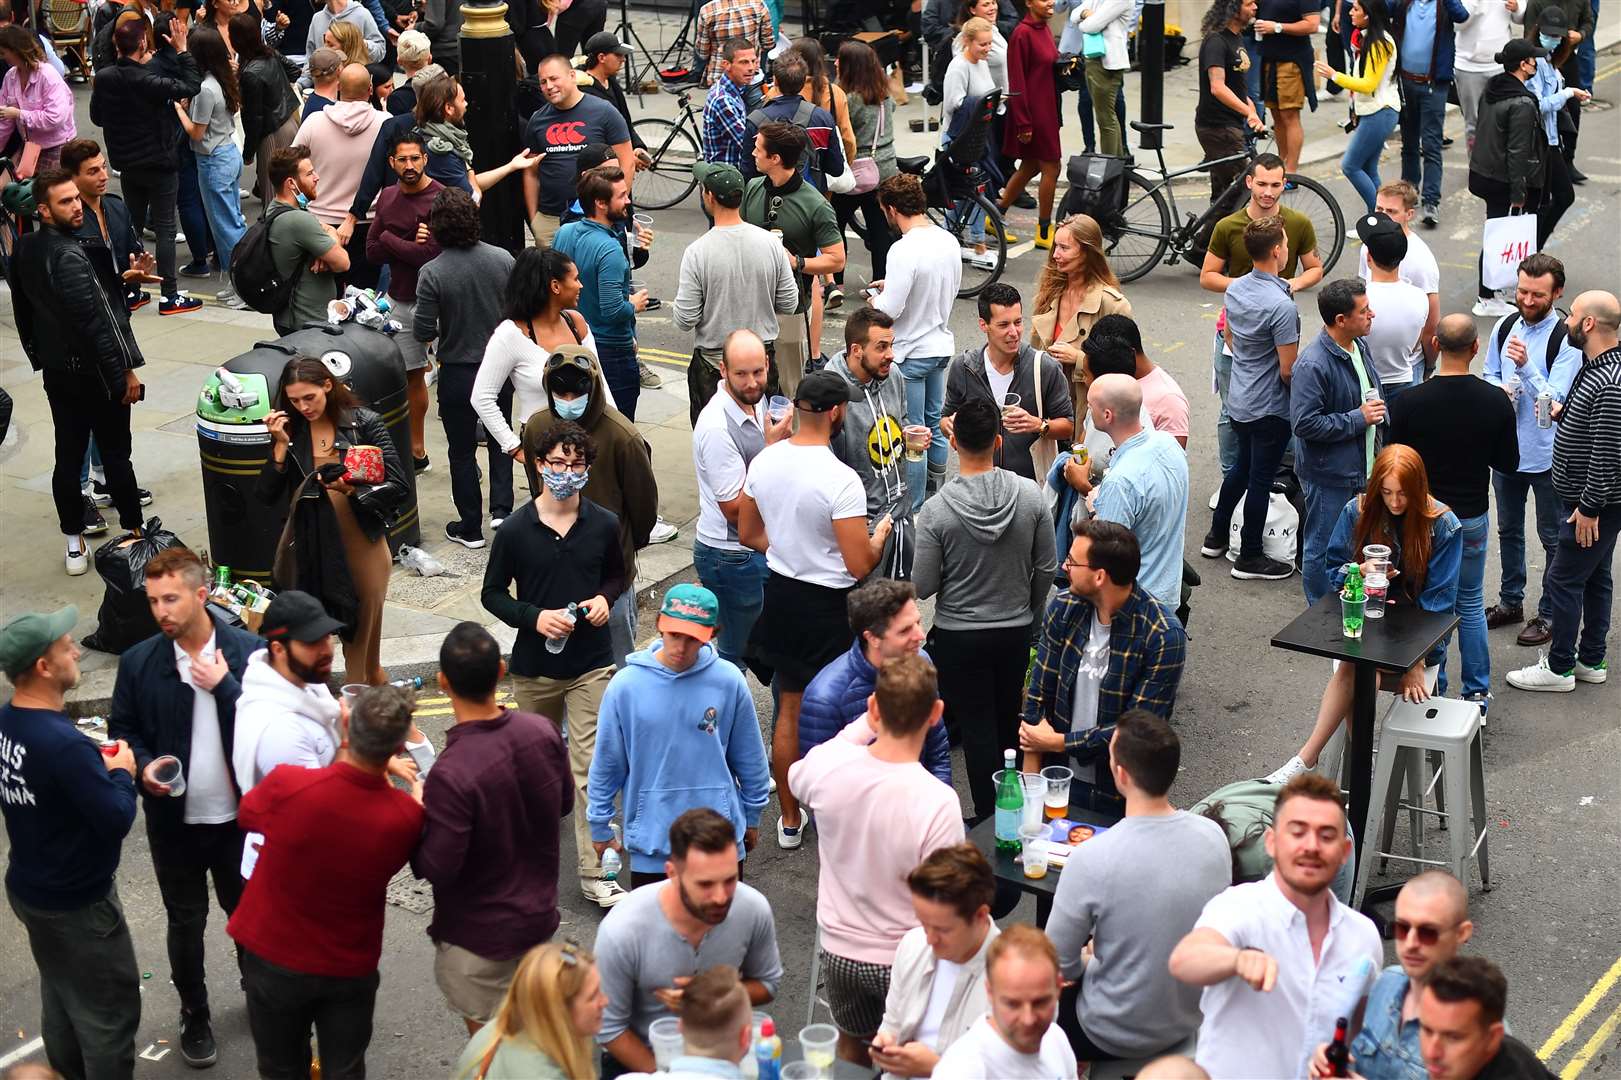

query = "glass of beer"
[903,424,930,461]
[1019,822,1050,879]
[1041,766,1073,819]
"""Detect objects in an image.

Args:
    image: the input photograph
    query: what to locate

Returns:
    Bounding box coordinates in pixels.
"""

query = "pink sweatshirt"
[0,62,75,151]
[788,717,965,965]
[293,100,386,225]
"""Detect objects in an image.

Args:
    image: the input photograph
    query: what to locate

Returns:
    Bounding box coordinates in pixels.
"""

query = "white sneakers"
[1506,654,1608,692]
[1576,660,1609,684]
[649,517,679,544]
[581,877,627,908]
[968,250,997,271]
[65,540,88,576]
[776,810,808,850]
[1265,755,1311,785]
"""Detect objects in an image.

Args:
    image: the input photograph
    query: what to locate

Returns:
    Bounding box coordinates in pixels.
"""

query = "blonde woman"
[942,17,1000,269]
[323,19,370,66]
[1029,213,1131,402]
[454,943,608,1079]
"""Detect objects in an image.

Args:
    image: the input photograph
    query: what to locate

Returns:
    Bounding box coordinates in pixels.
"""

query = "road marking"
[0,1038,45,1069]
[1560,1001,1621,1079]
[138,1044,172,1062]
[1540,955,1621,1061]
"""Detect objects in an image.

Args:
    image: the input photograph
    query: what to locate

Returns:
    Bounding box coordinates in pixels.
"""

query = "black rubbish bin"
[196,323,421,583]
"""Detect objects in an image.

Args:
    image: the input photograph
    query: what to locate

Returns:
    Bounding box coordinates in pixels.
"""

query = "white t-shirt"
[933,1015,1078,1080]
[1362,279,1431,385]
[1357,230,1440,295]
[916,957,964,1049]
[986,363,1017,410]
[743,440,867,589]
[869,223,960,361]
[692,388,768,551]
[174,633,237,826]
[1068,616,1111,784]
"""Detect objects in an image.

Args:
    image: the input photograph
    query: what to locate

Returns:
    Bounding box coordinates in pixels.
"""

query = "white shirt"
[743,441,866,588]
[174,633,237,826]
[1356,230,1440,295]
[933,1015,1078,1080]
[471,319,603,454]
[986,363,1017,410]
[1068,616,1111,785]
[915,957,963,1048]
[870,223,961,362]
[1362,279,1431,385]
[693,388,768,551]
[1192,873,1383,1080]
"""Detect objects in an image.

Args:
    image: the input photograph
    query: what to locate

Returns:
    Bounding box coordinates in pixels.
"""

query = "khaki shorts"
[529,211,562,246]
[434,941,521,1023]
[1265,60,1307,111]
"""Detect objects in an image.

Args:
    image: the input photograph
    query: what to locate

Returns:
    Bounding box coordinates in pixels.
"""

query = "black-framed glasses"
[1391,919,1451,946]
[1061,558,1096,572]
[542,458,588,474]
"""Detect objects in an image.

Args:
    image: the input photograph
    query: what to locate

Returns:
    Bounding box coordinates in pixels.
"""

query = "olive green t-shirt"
[740,177,843,314]
[1208,205,1317,279]
[268,204,342,335]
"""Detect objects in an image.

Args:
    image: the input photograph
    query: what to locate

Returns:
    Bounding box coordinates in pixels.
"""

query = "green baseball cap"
[0,605,77,679]
[693,162,745,201]
[658,584,718,642]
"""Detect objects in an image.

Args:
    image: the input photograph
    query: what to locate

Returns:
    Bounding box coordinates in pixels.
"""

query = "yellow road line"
[1560,1000,1621,1080]
[1540,955,1621,1061]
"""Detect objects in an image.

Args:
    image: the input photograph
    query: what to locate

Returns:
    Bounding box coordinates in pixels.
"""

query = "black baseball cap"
[1537,5,1569,32]
[584,32,634,59]
[1494,39,1547,68]
[794,369,861,413]
[1355,212,1408,268]
[261,590,344,644]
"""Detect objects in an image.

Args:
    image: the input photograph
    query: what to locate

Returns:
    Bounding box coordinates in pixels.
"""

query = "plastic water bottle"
[601,823,622,881]
[391,676,424,690]
[544,603,578,654]
[398,546,445,577]
[753,1017,782,1080]
[995,749,1024,852]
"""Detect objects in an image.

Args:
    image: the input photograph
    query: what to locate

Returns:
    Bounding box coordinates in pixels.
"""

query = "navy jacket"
[1291,328,1383,491]
[108,608,263,834]
[798,640,953,786]
[1392,0,1472,83]
[74,193,142,281]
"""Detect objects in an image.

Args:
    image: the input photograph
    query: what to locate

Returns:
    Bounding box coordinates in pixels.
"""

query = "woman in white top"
[472,247,612,461]
[942,17,1000,270]
[1315,0,1400,210]
[951,0,1009,97]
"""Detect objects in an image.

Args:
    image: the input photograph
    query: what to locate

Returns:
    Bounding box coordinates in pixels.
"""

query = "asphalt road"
[3,60,1620,1080]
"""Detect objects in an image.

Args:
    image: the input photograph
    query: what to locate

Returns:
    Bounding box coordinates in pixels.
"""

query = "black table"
[1271,594,1457,905]
[968,782,1124,925]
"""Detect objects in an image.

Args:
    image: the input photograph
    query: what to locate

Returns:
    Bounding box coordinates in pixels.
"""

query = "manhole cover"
[386,865,434,914]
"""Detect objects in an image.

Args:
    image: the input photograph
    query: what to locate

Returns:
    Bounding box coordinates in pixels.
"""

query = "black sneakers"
[179,1008,218,1068]
[1199,529,1227,558]
[83,495,108,536]
[444,521,486,549]
[1232,554,1295,580]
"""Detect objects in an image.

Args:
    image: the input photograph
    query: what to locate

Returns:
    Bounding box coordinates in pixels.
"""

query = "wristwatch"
[1039,418,1050,436]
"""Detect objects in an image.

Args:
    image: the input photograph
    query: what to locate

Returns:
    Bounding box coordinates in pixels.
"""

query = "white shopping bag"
[1481,213,1537,292]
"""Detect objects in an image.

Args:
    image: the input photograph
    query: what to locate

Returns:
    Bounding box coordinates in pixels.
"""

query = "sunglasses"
[1391,919,1450,946]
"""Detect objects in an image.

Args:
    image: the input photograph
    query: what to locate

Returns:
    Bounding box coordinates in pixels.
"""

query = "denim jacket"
[1349,967,1427,1079]
[1292,328,1381,490]
[1327,495,1462,665]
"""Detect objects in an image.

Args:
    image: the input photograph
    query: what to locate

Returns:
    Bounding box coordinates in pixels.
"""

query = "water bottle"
[753,1017,782,1080]
[544,603,578,654]
[601,823,622,881]
[391,676,424,691]
[398,546,445,577]
[995,749,1024,852]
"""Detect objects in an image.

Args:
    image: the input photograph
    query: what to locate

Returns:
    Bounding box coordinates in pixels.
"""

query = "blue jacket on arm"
[798,639,953,786]
[1291,328,1380,491]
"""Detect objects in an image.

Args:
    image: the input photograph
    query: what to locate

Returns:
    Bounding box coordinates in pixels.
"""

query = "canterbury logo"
[544,121,588,145]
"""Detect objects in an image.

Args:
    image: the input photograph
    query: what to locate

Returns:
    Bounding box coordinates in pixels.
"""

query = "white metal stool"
[805,927,832,1026]
[1353,696,1491,908]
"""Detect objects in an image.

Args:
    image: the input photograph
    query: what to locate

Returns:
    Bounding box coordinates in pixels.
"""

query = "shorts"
[1265,60,1307,111]
[819,949,891,1039]
[388,297,431,371]
[529,211,562,246]
[433,940,521,1022]
[744,571,854,693]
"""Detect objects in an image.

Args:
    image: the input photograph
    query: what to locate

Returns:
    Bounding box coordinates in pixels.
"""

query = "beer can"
[1535,391,1554,428]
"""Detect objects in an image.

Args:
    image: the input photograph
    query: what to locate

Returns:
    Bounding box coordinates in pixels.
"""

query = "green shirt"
[1208,204,1318,279]
[268,204,342,335]
[452,1026,569,1080]
[740,176,842,313]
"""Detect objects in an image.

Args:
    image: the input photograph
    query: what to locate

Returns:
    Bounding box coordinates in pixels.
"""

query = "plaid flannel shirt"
[1021,584,1187,763]
[694,0,776,86]
[702,76,752,170]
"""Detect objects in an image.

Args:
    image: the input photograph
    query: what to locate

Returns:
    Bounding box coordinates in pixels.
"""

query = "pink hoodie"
[293,100,386,225]
[0,61,76,151]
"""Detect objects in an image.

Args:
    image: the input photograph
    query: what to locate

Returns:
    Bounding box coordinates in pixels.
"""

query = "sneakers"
[638,361,662,389]
[1421,203,1440,227]
[490,515,505,531]
[178,260,217,279]
[92,480,153,507]
[825,285,845,310]
[83,495,109,536]
[1033,223,1054,249]
[127,291,151,313]
[1515,615,1552,647]
[968,249,997,271]
[1484,603,1524,629]
[413,455,431,474]
[1265,755,1311,785]
[581,877,628,908]
[1231,554,1294,580]
[1471,296,1515,318]
[777,811,806,850]
[216,287,251,311]
[1198,529,1227,558]
[444,521,486,549]
[1463,691,1493,723]
[160,293,204,316]
[1505,653,1575,692]
[179,1008,218,1068]
[65,540,89,576]
[649,517,679,544]
[1575,659,1608,684]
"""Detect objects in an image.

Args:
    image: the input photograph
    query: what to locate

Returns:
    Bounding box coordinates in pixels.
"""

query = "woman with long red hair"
[1268,444,1463,783]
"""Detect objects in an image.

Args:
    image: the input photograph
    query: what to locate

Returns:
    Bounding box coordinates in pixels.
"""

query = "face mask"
[1538,33,1561,49]
[542,467,591,499]
[554,394,589,421]
[295,191,310,209]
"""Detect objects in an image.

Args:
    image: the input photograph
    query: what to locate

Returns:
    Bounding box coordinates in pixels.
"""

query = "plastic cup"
[340,683,369,706]
[1364,572,1389,619]
[1041,765,1073,820]
[767,395,793,422]
[1362,544,1392,578]
[798,1023,838,1078]
[1019,772,1047,829]
[1341,591,1366,639]
[150,754,186,798]
[1019,821,1050,879]
[903,424,930,462]
[633,212,653,248]
[1002,392,1022,419]
[649,1016,684,1071]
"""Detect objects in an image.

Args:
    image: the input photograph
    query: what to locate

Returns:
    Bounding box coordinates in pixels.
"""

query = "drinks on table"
[994,749,1023,852]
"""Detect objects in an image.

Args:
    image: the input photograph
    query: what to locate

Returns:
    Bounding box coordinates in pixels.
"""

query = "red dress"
[1003,16,1062,162]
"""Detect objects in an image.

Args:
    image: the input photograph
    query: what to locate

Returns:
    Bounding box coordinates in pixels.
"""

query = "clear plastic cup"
[1362,544,1392,579]
[1364,572,1388,619]
[1019,772,1047,829]
[798,1023,838,1078]
[783,1064,817,1080]
[1041,766,1073,820]
[903,424,930,461]
[150,754,186,798]
[633,212,653,248]
[1019,821,1050,879]
[649,1016,684,1071]
[340,683,369,706]
[767,395,793,422]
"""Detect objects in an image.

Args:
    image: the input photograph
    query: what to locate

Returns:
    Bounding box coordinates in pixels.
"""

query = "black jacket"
[1469,72,1543,206]
[74,193,144,277]
[255,406,410,541]
[239,51,301,163]
[580,71,645,151]
[108,608,264,834]
[89,51,203,173]
[10,222,145,396]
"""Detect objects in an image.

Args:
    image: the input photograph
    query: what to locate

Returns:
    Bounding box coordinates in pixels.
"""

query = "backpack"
[748,98,824,188]
[229,203,305,315]
[1494,311,1570,372]
[1189,778,1281,886]
[1062,153,1128,224]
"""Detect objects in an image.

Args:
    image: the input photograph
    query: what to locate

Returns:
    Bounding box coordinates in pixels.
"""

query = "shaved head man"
[338,62,372,100]
[1432,313,1478,361]
[1138,1056,1210,1080]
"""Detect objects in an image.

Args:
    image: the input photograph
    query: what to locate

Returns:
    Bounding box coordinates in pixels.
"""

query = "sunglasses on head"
[1391,919,1449,946]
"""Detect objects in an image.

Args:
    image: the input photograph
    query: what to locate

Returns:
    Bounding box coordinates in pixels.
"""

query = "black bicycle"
[630,82,703,210]
[897,90,1008,299]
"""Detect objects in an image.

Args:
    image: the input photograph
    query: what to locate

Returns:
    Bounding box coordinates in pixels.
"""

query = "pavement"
[2,16,1621,1079]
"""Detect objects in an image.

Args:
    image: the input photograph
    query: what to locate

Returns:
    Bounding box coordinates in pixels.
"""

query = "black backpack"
[229,203,305,315]
[1062,153,1128,223]
[1494,311,1570,370]
[748,98,824,188]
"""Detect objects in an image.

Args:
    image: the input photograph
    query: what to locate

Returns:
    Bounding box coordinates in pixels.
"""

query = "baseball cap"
[0,606,77,680]
[658,584,718,643]
[261,590,344,644]
[794,369,861,413]
[693,162,745,201]
[584,31,634,59]
[1355,212,1408,268]
[1536,5,1569,32]
[1494,38,1546,67]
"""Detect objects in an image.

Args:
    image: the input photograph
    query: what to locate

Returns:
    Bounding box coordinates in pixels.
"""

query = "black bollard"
[460,0,525,254]
[1138,0,1166,153]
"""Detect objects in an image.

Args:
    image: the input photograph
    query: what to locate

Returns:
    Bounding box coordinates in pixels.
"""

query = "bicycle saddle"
[1129,120,1174,133]
[896,156,930,176]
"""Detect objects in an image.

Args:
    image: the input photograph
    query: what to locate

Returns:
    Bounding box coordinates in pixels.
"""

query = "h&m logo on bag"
[1498,239,1533,266]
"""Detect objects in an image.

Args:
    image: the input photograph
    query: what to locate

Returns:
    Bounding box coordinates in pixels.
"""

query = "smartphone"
[137,384,147,401]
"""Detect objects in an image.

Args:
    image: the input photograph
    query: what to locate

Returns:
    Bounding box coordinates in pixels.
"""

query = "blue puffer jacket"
[797,640,954,786]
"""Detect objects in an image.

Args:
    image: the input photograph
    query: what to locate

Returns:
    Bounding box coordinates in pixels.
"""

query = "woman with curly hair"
[1028,213,1132,403]
[175,25,248,302]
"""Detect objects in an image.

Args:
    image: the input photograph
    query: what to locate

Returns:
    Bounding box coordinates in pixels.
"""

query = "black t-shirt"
[1195,29,1252,128]
[1256,0,1314,63]
[1387,374,1520,519]
[522,94,632,216]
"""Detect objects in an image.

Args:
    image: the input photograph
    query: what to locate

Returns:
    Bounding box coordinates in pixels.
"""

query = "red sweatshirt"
[227,761,423,978]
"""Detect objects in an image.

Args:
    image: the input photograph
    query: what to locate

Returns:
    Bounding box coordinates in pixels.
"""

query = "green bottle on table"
[995,749,1023,852]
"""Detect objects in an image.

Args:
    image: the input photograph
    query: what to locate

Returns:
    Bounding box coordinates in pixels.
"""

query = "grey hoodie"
[828,349,916,578]
[913,468,1057,631]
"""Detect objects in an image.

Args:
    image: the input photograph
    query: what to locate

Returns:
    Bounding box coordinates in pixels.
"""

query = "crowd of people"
[1,0,1618,1075]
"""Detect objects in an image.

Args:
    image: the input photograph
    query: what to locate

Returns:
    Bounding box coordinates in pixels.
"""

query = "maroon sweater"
[228,761,423,978]
[365,179,443,301]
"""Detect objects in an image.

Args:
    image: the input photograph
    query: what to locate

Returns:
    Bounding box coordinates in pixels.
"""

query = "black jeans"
[147,818,246,1013]
[117,166,180,296]
[1470,172,1542,299]
[8,884,142,1080]
[1210,413,1292,559]
[1536,143,1575,249]
[1056,980,1124,1063]
[1546,502,1620,673]
[930,624,1032,821]
[339,222,381,292]
[436,362,513,538]
[830,189,894,284]
[43,369,142,536]
[241,950,379,1080]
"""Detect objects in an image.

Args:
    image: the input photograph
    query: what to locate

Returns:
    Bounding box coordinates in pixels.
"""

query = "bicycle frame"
[1123,134,1271,264]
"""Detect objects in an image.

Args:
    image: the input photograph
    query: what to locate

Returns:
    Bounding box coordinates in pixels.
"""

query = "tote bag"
[1481,213,1536,292]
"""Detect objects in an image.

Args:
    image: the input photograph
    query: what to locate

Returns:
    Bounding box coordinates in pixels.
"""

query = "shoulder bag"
[850,101,884,194]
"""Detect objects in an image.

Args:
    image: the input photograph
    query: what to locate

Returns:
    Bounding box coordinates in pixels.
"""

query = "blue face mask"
[554,394,589,421]
[1538,33,1561,49]
[542,467,591,499]
[295,191,310,209]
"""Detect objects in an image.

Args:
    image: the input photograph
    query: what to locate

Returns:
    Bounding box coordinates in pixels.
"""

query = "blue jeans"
[1341,106,1399,210]
[80,438,103,489]
[1491,467,1559,618]
[1243,30,1266,126]
[1302,479,1358,606]
[194,144,246,271]
[1212,333,1238,477]
[596,340,641,422]
[1577,0,1597,89]
[693,540,770,668]
[1398,78,1448,207]
[899,354,951,511]
[176,143,214,267]
[1211,413,1292,559]
[1438,512,1490,698]
[1546,502,1620,672]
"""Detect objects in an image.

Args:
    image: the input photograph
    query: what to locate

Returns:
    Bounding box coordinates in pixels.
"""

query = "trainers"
[1463,691,1493,725]
[127,291,152,313]
[216,287,251,311]
[413,455,431,474]
[179,1008,218,1068]
[1574,659,1608,684]
[1506,653,1575,692]
[1199,529,1227,558]
[178,260,217,279]
[489,515,505,531]
[1421,203,1440,227]
[1265,755,1311,785]
[83,496,109,536]
[777,811,807,850]
[85,484,112,507]
[649,517,679,544]
[581,877,628,908]
[638,361,662,389]
[1471,297,1515,318]
[1231,554,1294,580]
[160,293,204,316]
[825,285,845,310]
[968,249,997,270]
[444,521,486,549]
[1484,603,1524,629]
[1516,615,1552,646]
[65,540,89,576]
[93,480,153,507]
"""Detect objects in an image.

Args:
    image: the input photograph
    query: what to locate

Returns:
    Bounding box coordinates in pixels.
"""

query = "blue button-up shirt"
[1528,58,1576,146]
[1482,310,1583,474]
[1093,429,1190,612]
[1224,269,1300,423]
[1350,967,1427,1079]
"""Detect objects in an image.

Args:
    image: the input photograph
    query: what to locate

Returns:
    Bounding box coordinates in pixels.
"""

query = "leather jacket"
[239,51,301,161]
[255,405,410,542]
[1468,72,1544,206]
[10,221,145,396]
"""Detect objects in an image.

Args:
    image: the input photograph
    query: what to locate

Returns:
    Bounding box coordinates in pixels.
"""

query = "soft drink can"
[1535,391,1554,428]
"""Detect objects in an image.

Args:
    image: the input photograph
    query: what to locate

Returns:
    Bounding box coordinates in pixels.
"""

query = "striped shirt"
[1552,346,1621,516]
[694,0,776,86]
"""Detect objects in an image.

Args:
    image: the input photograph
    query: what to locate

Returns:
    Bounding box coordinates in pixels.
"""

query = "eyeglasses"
[542,458,588,474]
[1061,558,1096,572]
[1391,919,1452,946]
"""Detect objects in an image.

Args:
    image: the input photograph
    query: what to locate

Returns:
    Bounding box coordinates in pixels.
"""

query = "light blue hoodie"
[586,643,771,874]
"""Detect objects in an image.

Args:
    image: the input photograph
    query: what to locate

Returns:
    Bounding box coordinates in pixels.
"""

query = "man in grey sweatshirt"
[829,307,917,581]
[913,397,1057,821]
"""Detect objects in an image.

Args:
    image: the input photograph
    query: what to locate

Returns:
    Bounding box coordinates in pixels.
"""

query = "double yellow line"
[410,692,515,718]
[1541,956,1621,1078]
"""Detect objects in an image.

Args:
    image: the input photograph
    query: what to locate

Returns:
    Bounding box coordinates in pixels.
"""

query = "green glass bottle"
[995,749,1024,852]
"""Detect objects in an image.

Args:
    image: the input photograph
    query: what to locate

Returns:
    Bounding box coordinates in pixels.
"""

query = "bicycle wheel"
[1091,172,1172,284]
[1282,173,1346,275]
[630,118,700,210]
[927,189,1006,299]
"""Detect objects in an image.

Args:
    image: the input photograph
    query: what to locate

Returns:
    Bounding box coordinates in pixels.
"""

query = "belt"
[1401,71,1435,84]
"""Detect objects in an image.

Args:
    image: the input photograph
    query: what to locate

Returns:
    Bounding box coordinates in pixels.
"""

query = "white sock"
[65,534,84,555]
